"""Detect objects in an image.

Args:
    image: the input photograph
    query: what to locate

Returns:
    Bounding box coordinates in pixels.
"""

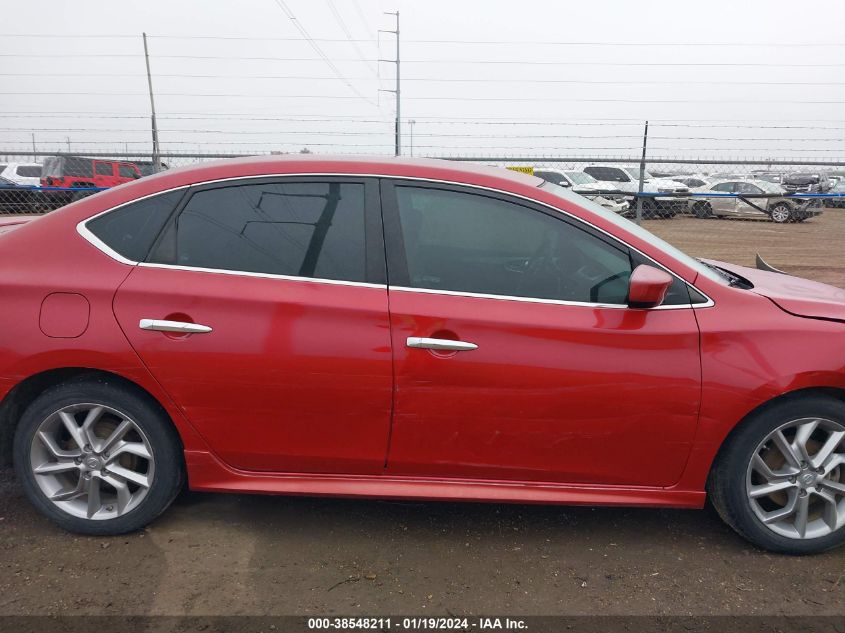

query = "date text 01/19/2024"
[307,617,528,630]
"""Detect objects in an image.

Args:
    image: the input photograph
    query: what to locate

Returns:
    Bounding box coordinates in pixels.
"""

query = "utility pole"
[31,133,36,162]
[635,120,649,225]
[66,137,71,153]
[409,119,416,156]
[142,32,161,173]
[379,11,400,156]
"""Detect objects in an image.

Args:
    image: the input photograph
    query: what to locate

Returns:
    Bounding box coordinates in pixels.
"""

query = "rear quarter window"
[86,189,185,262]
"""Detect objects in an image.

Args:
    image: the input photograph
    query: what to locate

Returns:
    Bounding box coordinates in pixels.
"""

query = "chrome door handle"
[139,319,212,334]
[406,337,478,352]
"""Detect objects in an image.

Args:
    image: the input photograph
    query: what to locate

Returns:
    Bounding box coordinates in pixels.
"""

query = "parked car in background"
[41,155,141,189]
[691,179,821,223]
[581,165,689,218]
[534,169,629,214]
[0,176,49,213]
[667,175,709,189]
[781,172,832,194]
[749,171,783,184]
[0,163,42,187]
[135,161,169,177]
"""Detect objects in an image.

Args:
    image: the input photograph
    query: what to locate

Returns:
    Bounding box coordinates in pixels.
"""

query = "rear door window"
[150,180,369,282]
[118,164,138,178]
[95,162,113,176]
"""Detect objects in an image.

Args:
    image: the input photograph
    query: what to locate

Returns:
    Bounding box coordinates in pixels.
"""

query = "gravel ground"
[1,210,844,618]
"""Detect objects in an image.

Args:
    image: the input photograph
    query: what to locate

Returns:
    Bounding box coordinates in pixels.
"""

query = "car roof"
[129,154,544,191]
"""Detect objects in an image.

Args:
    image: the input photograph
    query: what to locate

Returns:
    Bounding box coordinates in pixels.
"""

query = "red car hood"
[704,259,845,322]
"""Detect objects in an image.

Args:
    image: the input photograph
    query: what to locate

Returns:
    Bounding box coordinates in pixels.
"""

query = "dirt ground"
[1,210,844,619]
[646,209,845,289]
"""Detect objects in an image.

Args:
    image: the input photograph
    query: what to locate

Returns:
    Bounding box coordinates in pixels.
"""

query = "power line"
[325,0,376,75]
[6,139,845,153]
[9,92,845,105]
[9,111,845,127]
[270,0,374,104]
[3,53,845,68]
[4,72,845,88]
[4,33,845,47]
[5,127,845,142]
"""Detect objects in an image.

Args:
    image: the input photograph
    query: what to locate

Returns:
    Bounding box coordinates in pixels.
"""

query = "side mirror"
[628,264,674,309]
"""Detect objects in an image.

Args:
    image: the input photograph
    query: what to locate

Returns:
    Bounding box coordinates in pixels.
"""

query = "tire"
[13,378,183,535]
[693,201,713,219]
[639,200,658,220]
[708,395,845,555]
[770,204,793,224]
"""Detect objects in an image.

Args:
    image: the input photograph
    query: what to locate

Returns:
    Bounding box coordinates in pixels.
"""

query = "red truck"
[41,155,142,189]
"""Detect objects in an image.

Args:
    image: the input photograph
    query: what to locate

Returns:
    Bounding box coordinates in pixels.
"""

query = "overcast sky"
[3,0,845,162]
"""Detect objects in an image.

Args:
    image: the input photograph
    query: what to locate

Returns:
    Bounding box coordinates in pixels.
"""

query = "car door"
[735,181,767,217]
[92,161,113,188]
[709,182,738,216]
[112,177,394,474]
[117,163,140,184]
[381,180,703,487]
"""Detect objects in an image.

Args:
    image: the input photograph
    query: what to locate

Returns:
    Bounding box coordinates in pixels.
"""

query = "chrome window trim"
[137,261,386,289]
[388,285,696,311]
[75,172,714,308]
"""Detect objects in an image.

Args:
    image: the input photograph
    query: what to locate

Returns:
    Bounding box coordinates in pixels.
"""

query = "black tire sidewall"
[13,379,183,536]
[713,396,845,555]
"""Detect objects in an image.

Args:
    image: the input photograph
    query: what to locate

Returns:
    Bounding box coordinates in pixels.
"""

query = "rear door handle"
[406,337,478,352]
[139,319,212,334]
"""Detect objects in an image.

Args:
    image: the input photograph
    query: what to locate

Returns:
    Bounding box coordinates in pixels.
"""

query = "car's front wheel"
[13,378,183,535]
[709,395,845,554]
[770,203,793,223]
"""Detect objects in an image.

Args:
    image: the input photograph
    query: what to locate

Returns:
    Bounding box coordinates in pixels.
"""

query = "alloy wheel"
[746,417,845,539]
[771,205,791,223]
[29,403,155,520]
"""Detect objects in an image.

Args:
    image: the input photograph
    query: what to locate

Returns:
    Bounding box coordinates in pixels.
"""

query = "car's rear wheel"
[770,204,793,223]
[13,379,183,535]
[708,396,845,554]
[692,201,713,219]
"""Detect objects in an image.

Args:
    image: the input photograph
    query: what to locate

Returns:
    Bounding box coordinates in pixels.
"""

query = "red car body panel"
[112,265,393,474]
[703,259,845,322]
[1,155,843,511]
[384,290,701,486]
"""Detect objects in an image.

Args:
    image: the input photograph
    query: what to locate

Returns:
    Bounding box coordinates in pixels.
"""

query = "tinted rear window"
[87,190,184,261]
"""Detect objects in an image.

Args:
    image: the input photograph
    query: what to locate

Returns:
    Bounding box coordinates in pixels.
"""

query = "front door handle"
[139,319,212,334]
[406,337,478,352]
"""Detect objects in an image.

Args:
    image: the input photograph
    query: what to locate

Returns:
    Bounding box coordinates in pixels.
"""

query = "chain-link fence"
[1,150,843,286]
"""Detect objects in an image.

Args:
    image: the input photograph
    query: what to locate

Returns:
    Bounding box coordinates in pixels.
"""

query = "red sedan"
[2,156,844,554]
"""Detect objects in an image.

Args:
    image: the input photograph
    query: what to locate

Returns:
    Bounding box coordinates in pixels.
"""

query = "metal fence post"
[635,120,649,225]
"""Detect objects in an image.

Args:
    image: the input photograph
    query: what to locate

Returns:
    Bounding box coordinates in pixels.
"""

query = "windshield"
[624,167,654,181]
[563,171,597,185]
[539,181,724,284]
